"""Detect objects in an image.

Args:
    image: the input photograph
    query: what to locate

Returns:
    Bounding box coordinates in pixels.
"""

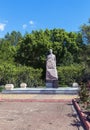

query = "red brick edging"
[72,99,90,130]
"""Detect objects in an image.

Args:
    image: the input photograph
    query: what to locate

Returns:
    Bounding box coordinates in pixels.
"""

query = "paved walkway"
[0,101,80,130]
[0,94,84,130]
[0,93,79,101]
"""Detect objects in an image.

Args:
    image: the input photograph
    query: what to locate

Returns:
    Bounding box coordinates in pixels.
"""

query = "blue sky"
[0,0,90,38]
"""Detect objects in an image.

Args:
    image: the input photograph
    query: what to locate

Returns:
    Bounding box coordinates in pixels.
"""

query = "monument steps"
[2,87,79,94]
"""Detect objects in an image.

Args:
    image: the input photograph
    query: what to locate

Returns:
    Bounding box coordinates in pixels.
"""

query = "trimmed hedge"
[0,62,85,88]
[0,63,43,87]
[57,64,85,86]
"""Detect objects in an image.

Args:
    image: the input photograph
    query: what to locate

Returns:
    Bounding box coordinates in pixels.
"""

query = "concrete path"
[0,101,81,130]
[0,93,85,130]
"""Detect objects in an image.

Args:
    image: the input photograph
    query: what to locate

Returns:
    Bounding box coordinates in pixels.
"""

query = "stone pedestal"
[46,80,58,88]
[46,81,53,88]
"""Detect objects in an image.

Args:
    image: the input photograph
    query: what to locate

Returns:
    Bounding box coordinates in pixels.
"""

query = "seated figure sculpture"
[46,49,58,88]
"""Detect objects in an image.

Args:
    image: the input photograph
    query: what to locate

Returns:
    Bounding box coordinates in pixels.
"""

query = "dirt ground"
[0,101,81,130]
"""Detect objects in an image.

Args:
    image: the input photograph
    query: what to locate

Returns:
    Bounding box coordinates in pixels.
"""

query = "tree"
[15,30,52,68]
[80,19,90,44]
[79,19,90,71]
[4,31,22,45]
[0,40,16,63]
[15,28,83,68]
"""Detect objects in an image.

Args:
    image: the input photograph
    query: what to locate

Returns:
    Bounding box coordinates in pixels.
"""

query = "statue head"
[49,49,53,54]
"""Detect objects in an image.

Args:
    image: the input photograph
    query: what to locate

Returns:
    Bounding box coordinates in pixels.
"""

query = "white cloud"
[22,20,35,30]
[22,24,27,29]
[0,23,6,31]
[29,20,34,26]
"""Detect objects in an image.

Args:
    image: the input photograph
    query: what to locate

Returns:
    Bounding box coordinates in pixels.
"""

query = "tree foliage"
[80,19,90,44]
[0,24,90,87]
[15,29,82,68]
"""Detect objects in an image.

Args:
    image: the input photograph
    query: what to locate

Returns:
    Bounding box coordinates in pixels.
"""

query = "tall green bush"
[57,64,85,86]
[0,63,43,87]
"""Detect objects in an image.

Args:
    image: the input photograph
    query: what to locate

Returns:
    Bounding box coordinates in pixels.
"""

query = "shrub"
[79,83,89,103]
[57,64,85,86]
[0,62,43,87]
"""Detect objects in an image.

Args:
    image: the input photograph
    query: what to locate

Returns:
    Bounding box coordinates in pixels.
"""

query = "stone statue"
[46,49,58,88]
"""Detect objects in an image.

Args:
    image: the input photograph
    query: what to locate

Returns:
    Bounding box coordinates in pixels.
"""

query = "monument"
[46,49,58,88]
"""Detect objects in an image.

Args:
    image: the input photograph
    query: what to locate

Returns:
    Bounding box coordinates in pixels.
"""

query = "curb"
[72,99,90,130]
